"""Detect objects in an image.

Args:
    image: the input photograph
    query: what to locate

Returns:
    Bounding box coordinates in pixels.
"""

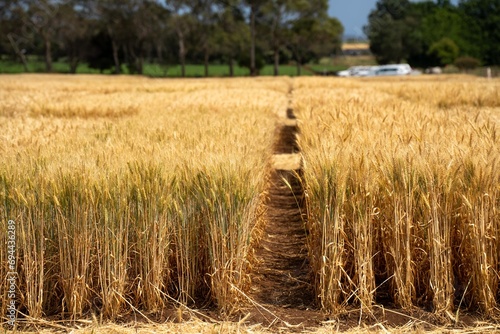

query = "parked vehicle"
[337,64,414,77]
[374,64,412,76]
[337,66,373,77]
[425,67,442,74]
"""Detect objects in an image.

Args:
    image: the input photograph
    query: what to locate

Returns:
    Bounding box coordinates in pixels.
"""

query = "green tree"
[366,0,479,68]
[261,0,319,76]
[129,1,167,74]
[22,0,59,72]
[364,0,420,64]
[243,0,267,76]
[94,1,167,75]
[96,1,128,74]
[288,15,343,75]
[147,1,171,69]
[87,30,115,73]
[428,37,459,66]
[57,1,92,73]
[407,2,476,67]
[191,0,222,77]
[420,7,469,52]
[261,0,292,76]
[167,0,196,77]
[459,0,500,65]
[214,4,249,77]
[1,0,30,71]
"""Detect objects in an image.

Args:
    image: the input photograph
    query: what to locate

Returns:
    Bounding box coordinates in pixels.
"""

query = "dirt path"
[247,96,324,330]
[241,90,485,333]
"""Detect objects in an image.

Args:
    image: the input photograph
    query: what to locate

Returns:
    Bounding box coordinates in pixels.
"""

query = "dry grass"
[295,75,500,319]
[3,317,500,333]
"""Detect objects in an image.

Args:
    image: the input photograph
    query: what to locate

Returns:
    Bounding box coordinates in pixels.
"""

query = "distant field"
[0,74,499,332]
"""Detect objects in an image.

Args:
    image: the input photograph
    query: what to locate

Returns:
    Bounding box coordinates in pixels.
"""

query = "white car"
[337,66,373,77]
[374,64,412,76]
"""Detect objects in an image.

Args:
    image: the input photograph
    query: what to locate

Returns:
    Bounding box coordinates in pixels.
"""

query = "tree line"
[365,0,500,68]
[0,0,344,76]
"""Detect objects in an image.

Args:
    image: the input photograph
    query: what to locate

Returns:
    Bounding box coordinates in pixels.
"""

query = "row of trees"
[365,0,500,68]
[0,0,344,76]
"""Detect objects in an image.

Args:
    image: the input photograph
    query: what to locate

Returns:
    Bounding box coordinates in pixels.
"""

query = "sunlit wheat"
[0,74,287,319]
[296,76,500,318]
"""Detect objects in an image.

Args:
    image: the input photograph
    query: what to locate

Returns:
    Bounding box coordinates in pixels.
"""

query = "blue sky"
[328,0,459,39]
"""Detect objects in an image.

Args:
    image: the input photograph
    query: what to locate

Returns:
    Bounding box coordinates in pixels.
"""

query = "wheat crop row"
[295,76,500,319]
[0,75,289,320]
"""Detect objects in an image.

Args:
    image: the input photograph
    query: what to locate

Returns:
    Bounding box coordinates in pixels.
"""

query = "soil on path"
[240,89,472,333]
[246,105,324,331]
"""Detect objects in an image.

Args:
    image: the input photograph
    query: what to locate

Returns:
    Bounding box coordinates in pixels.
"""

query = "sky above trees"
[328,0,458,38]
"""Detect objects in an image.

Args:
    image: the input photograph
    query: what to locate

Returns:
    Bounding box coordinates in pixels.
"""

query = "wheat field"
[0,74,289,320]
[295,75,500,319]
[0,74,499,331]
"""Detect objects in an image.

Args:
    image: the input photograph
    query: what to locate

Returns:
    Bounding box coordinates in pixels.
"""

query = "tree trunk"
[229,58,234,77]
[44,35,53,73]
[129,44,143,75]
[111,39,120,74]
[69,57,79,74]
[273,47,279,76]
[124,45,131,72]
[272,10,281,77]
[137,56,143,75]
[250,2,256,76]
[180,54,186,77]
[176,28,187,78]
[179,38,186,78]
[204,47,209,77]
[296,61,301,76]
[156,44,163,64]
[7,33,29,72]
